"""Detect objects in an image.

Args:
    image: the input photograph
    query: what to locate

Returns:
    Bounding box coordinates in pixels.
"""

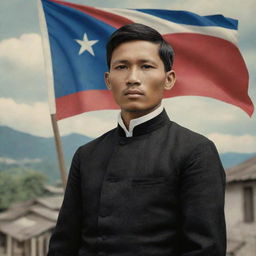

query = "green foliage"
[0,172,18,210]
[0,161,61,184]
[0,169,48,211]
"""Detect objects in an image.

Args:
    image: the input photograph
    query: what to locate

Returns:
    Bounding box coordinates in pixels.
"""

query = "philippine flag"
[38,0,253,120]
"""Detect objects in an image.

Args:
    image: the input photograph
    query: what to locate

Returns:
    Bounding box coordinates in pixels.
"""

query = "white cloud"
[86,0,256,20]
[58,110,118,138]
[54,96,254,139]
[0,33,44,71]
[0,34,47,102]
[166,0,256,18]
[1,96,255,142]
[0,98,52,137]
[0,97,255,154]
[208,133,256,153]
[0,97,117,138]
[164,97,239,122]
[163,96,253,133]
[163,96,256,141]
[243,48,256,87]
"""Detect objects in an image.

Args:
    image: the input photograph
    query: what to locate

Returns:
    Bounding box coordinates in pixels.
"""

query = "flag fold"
[39,0,253,120]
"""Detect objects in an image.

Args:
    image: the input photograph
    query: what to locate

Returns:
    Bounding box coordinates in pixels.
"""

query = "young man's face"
[105,40,175,116]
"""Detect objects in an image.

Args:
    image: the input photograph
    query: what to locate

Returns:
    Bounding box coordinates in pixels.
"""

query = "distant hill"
[0,125,255,182]
[0,126,92,182]
[0,126,91,161]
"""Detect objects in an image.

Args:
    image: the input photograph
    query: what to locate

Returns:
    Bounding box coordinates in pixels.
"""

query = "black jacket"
[48,110,226,256]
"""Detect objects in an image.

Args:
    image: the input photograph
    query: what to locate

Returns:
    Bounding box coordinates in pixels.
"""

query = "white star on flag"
[75,33,99,56]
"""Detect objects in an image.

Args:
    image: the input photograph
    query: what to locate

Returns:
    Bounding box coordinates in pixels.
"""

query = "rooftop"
[226,156,256,183]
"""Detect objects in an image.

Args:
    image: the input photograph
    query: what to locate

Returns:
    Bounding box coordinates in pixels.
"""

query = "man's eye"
[142,64,154,69]
[115,65,127,70]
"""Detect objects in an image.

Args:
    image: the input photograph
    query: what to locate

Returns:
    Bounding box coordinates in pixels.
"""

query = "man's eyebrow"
[111,60,129,65]
[111,59,158,65]
[139,59,158,65]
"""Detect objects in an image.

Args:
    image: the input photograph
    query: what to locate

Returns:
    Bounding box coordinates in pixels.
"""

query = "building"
[225,156,256,256]
[0,193,63,256]
[1,158,256,256]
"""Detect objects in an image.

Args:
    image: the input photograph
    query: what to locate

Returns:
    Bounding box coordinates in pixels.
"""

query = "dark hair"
[106,23,174,72]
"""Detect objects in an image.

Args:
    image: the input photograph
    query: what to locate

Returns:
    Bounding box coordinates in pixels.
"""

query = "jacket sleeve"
[179,140,226,256]
[47,148,82,256]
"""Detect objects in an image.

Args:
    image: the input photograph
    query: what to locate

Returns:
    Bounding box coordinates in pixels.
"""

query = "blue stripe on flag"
[43,0,115,98]
[135,9,238,30]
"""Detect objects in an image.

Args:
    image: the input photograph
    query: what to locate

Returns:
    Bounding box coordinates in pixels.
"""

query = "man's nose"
[126,68,141,86]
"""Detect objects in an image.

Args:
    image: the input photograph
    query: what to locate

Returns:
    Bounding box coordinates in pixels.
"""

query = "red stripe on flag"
[48,0,132,28]
[56,32,253,120]
[164,33,253,116]
[48,0,253,118]
[56,90,119,120]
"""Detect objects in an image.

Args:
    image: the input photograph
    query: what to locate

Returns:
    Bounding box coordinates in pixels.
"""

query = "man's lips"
[124,89,144,96]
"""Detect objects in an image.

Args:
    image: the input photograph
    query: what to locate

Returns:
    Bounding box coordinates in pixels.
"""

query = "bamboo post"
[51,114,67,188]
[7,235,12,256]
[37,0,67,189]
[31,238,36,256]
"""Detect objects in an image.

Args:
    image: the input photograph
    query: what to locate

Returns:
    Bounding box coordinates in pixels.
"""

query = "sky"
[0,0,255,154]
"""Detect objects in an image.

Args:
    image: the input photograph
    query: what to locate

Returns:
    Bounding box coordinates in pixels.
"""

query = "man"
[48,23,226,256]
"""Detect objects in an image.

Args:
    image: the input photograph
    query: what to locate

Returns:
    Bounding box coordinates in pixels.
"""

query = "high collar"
[118,104,164,137]
[118,109,170,137]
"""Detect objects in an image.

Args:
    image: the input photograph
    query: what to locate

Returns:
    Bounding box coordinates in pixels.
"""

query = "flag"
[39,0,254,120]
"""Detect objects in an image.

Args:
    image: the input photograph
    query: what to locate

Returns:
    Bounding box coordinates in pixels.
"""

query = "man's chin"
[121,104,160,114]
[121,105,147,113]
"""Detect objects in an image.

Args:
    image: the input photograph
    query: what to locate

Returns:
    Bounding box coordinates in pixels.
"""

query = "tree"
[0,169,48,211]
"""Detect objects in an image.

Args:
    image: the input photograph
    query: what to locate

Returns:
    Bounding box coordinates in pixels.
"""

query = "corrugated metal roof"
[0,201,34,222]
[44,185,64,194]
[9,200,34,210]
[0,213,55,241]
[30,205,58,222]
[226,156,256,183]
[0,194,63,241]
[0,196,62,222]
[35,195,63,210]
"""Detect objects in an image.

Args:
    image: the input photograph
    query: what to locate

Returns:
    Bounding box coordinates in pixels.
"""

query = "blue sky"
[0,0,255,154]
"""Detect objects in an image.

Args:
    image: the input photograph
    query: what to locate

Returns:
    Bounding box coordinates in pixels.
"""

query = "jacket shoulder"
[167,121,223,177]
[168,120,216,155]
[171,121,209,141]
[76,127,117,156]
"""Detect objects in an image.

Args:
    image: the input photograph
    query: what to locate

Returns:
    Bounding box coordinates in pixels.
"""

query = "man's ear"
[104,72,111,90]
[164,70,176,90]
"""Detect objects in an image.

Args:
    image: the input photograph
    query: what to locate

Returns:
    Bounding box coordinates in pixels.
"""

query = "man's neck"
[121,103,162,129]
[118,104,164,137]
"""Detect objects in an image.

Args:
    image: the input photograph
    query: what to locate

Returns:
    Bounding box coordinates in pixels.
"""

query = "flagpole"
[37,0,67,188]
[51,114,67,188]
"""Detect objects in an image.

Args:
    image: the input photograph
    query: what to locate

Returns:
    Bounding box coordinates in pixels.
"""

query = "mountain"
[0,126,92,182]
[0,125,255,181]
[0,125,51,159]
[0,126,91,160]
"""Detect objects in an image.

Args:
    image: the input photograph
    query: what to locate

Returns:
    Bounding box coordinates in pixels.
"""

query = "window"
[243,186,254,223]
